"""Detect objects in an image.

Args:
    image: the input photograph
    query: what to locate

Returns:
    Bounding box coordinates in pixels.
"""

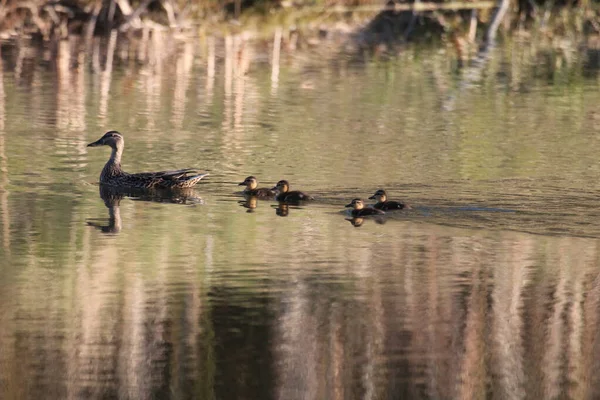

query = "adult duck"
[87,130,208,189]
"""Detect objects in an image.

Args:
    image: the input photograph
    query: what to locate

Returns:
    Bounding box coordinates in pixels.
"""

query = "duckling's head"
[345,198,365,210]
[239,176,258,189]
[368,189,387,202]
[272,180,290,193]
[87,130,124,150]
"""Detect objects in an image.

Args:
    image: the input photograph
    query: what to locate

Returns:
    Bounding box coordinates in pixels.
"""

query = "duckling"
[87,130,208,189]
[368,189,409,210]
[345,198,385,217]
[271,180,314,202]
[238,176,275,198]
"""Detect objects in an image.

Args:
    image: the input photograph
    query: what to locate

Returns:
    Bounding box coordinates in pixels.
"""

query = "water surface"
[1,36,600,399]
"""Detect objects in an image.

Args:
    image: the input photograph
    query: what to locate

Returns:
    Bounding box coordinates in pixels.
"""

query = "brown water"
[1,36,600,399]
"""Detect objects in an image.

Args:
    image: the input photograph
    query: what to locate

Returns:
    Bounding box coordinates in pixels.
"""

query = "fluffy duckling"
[345,198,385,217]
[368,189,409,211]
[271,180,314,202]
[238,176,275,198]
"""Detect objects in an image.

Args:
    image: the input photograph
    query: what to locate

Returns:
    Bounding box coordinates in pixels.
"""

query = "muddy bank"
[0,0,598,74]
[1,1,598,42]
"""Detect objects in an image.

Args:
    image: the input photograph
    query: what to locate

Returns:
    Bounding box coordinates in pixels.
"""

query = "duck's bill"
[345,203,353,208]
[368,195,376,199]
[87,139,103,147]
[238,182,247,186]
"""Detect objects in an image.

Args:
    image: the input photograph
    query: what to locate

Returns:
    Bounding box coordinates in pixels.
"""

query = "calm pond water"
[1,35,600,399]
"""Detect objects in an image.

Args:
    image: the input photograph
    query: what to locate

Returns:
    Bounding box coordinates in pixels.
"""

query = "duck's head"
[272,180,290,193]
[345,198,365,210]
[88,130,124,149]
[239,176,258,189]
[368,189,387,202]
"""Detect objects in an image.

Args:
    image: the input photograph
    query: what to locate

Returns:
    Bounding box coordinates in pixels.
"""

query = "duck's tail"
[191,172,209,179]
[186,172,209,185]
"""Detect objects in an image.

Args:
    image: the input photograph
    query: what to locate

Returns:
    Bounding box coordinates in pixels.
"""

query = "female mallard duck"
[87,130,208,189]
[238,176,275,198]
[345,198,385,217]
[271,180,314,202]
[368,189,409,210]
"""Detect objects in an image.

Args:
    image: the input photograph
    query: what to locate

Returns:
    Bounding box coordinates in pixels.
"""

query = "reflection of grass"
[3,71,600,393]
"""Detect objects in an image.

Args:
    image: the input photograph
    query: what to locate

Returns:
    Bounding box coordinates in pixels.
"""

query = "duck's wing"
[288,191,314,201]
[131,168,201,180]
[384,201,408,210]
[254,188,276,197]
[122,168,208,189]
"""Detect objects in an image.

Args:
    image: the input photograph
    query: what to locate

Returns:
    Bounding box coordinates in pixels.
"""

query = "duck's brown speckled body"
[272,180,314,202]
[368,189,409,210]
[88,131,208,189]
[345,198,385,217]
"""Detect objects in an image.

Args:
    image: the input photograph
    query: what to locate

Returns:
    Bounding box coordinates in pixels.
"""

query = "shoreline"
[0,1,598,77]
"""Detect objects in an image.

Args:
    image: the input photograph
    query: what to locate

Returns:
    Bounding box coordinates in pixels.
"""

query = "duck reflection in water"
[238,197,293,216]
[275,203,289,217]
[345,216,387,227]
[239,196,258,213]
[87,185,124,233]
[87,185,203,234]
